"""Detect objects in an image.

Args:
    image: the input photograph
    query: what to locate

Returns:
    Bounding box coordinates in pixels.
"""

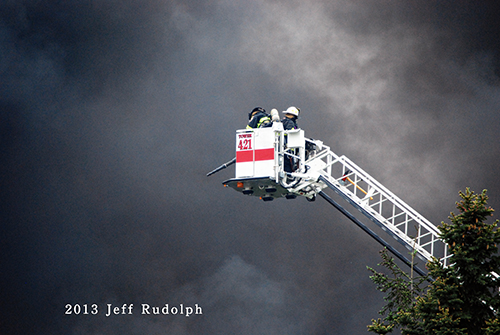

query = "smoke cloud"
[2,1,500,334]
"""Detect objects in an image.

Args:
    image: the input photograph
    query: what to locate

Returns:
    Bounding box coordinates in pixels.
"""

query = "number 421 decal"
[238,139,252,150]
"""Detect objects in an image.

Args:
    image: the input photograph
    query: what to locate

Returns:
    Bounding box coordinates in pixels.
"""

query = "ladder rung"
[369,196,385,208]
[394,218,414,228]
[417,231,433,240]
[420,238,437,248]
[386,211,406,223]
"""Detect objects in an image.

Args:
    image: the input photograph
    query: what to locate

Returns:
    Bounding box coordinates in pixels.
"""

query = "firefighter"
[281,106,300,130]
[247,107,272,129]
[281,106,300,173]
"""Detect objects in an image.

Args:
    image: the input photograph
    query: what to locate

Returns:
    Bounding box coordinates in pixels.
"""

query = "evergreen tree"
[368,189,500,334]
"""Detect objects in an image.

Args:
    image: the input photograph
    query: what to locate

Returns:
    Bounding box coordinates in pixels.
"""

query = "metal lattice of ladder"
[288,139,451,267]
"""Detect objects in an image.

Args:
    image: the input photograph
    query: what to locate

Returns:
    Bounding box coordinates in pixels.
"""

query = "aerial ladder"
[207,122,498,280]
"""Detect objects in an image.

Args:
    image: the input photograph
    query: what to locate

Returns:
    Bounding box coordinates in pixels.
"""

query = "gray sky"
[2,1,500,334]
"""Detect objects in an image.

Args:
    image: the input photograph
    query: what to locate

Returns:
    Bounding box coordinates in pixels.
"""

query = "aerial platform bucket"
[235,128,275,178]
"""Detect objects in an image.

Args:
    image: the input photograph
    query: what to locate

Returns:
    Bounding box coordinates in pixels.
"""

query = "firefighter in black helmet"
[247,107,272,129]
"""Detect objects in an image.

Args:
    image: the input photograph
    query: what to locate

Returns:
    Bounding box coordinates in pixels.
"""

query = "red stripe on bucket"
[255,148,274,161]
[236,150,253,163]
[236,148,274,163]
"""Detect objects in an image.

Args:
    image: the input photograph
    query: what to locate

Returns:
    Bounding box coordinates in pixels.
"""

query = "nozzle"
[270,108,280,122]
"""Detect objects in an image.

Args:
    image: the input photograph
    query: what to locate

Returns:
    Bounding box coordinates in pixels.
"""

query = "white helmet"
[284,106,300,117]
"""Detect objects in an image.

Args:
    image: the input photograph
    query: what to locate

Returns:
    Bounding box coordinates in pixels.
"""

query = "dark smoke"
[2,1,500,334]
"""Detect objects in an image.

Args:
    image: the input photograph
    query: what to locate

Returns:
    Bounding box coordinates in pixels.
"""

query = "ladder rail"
[318,174,445,265]
[285,141,449,266]
[338,156,441,235]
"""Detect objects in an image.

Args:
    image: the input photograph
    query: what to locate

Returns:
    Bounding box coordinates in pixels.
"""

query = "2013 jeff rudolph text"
[65,303,203,317]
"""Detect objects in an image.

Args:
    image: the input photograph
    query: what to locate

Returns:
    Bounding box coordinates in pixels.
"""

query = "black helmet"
[249,107,265,120]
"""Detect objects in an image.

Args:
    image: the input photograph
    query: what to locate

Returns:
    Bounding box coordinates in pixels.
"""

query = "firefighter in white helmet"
[281,106,300,130]
[281,106,301,173]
